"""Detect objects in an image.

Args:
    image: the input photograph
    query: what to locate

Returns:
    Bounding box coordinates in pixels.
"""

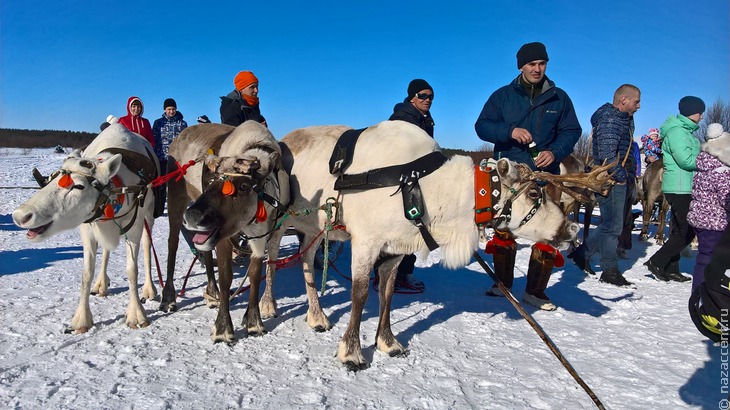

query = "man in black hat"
[474,42,582,310]
[386,78,436,292]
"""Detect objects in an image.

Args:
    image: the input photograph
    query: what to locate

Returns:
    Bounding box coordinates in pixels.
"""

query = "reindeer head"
[489,158,583,249]
[183,149,278,251]
[13,152,123,242]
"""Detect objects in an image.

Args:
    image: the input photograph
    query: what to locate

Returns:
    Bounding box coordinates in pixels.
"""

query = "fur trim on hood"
[702,123,730,166]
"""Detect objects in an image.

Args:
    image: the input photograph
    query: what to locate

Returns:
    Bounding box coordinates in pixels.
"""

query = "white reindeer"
[266,120,583,370]
[12,124,159,333]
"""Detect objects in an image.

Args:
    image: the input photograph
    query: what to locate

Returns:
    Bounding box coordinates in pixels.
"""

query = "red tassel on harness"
[484,236,517,254]
[255,199,267,223]
[58,174,73,188]
[103,203,115,218]
[534,242,564,267]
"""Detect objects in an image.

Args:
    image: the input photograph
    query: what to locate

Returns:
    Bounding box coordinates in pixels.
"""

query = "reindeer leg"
[211,240,235,345]
[68,226,97,334]
[161,172,187,312]
[91,249,110,296]
[375,255,406,357]
[260,228,284,319]
[337,245,375,371]
[124,239,149,329]
[202,250,220,307]
[140,217,157,303]
[243,255,266,336]
[301,233,331,332]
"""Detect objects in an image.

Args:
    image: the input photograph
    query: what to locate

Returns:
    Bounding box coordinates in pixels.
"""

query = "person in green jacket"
[645,96,705,281]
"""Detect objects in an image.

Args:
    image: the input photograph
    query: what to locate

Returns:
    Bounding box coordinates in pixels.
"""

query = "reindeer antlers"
[519,159,619,203]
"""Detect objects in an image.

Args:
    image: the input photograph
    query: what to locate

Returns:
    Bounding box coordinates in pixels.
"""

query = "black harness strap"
[103,146,159,183]
[329,128,366,174]
[333,151,448,191]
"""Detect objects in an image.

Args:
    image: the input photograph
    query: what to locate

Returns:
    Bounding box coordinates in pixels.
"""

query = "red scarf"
[243,94,259,107]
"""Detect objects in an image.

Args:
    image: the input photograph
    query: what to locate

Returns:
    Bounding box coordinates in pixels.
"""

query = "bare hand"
[511,128,532,145]
[534,150,555,168]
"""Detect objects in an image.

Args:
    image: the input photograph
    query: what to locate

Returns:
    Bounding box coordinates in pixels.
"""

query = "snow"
[0,148,723,409]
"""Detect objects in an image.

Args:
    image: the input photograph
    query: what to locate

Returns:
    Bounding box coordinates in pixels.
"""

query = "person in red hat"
[220,70,267,127]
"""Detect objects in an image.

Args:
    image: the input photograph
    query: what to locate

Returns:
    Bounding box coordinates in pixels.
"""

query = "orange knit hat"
[234,71,259,91]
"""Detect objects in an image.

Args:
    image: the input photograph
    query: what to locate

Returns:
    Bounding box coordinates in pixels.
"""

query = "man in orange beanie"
[220,70,267,127]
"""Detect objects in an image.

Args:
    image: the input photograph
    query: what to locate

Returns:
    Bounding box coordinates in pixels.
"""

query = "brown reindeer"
[161,121,290,344]
[639,158,670,244]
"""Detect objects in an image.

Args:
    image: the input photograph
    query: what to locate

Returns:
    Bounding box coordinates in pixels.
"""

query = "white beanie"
[106,115,118,124]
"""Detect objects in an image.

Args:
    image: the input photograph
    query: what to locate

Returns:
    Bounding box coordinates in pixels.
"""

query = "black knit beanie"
[678,96,705,117]
[407,79,433,100]
[516,42,549,69]
[163,98,177,109]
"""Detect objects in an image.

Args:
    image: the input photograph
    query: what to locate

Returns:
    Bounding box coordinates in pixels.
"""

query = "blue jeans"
[584,183,627,272]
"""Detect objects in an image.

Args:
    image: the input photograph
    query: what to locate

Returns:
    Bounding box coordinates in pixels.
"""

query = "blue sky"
[1,1,728,151]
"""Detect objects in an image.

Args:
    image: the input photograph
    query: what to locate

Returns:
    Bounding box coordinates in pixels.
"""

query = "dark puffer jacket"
[389,101,434,137]
[590,103,635,183]
[219,90,266,126]
[153,111,187,160]
[474,75,582,174]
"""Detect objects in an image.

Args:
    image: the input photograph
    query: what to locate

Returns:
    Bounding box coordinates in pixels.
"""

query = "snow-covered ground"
[0,148,722,409]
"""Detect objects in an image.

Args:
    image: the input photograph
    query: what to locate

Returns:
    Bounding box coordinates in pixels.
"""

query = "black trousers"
[649,193,695,270]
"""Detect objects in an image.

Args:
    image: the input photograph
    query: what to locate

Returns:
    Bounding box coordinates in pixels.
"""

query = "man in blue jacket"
[568,84,641,287]
[475,42,582,310]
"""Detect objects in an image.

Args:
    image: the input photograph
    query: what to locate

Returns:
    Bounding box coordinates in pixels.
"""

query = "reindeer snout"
[12,209,34,227]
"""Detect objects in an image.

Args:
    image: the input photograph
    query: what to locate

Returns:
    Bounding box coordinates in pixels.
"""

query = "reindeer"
[12,124,159,333]
[265,120,612,370]
[161,121,290,344]
[639,158,670,244]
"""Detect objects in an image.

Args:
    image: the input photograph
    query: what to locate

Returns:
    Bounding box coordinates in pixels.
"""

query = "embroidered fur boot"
[524,244,557,311]
[485,230,517,297]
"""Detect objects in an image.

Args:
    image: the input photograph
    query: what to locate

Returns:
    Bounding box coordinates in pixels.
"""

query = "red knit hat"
[234,71,259,91]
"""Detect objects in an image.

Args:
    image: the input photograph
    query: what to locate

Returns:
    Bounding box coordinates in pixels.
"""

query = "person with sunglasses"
[474,42,582,310]
[387,78,436,292]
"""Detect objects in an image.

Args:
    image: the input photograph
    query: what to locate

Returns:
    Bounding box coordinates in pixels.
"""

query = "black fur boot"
[524,245,557,311]
[486,231,517,297]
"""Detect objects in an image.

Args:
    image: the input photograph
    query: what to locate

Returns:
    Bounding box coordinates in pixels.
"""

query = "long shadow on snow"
[680,339,727,408]
[0,213,23,232]
[0,246,82,276]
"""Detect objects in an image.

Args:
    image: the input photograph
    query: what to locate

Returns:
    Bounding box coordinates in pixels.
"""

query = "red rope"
[144,219,195,297]
[267,225,346,268]
[149,160,197,188]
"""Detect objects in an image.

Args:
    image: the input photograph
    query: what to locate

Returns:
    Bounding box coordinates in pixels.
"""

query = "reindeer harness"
[329,128,447,251]
[37,147,158,234]
[475,158,545,230]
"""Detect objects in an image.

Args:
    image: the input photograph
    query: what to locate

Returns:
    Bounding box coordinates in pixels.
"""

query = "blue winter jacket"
[474,75,582,174]
[590,103,634,183]
[153,111,188,160]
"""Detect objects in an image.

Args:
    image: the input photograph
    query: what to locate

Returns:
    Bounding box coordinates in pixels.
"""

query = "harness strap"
[334,151,448,191]
[329,128,366,174]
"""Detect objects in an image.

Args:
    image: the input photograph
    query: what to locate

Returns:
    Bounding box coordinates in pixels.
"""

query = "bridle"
[475,159,544,231]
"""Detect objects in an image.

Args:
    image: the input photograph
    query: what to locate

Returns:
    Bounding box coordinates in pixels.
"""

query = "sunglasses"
[416,93,434,101]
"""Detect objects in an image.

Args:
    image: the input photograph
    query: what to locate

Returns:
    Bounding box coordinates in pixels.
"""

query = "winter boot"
[599,267,633,287]
[666,259,691,282]
[485,230,517,297]
[523,244,557,311]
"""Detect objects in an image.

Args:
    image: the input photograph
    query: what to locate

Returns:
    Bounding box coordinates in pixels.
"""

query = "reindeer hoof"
[390,349,409,358]
[344,361,370,372]
[65,326,89,334]
[313,325,329,333]
[159,302,177,313]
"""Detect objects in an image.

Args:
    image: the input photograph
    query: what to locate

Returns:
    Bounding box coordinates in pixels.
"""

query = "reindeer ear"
[96,154,123,182]
[205,154,222,173]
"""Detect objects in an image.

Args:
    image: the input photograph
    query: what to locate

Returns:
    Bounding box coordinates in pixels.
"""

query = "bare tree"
[698,98,730,141]
[572,133,592,165]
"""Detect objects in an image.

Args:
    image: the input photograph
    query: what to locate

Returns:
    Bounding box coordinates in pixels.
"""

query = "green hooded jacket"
[660,114,700,194]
